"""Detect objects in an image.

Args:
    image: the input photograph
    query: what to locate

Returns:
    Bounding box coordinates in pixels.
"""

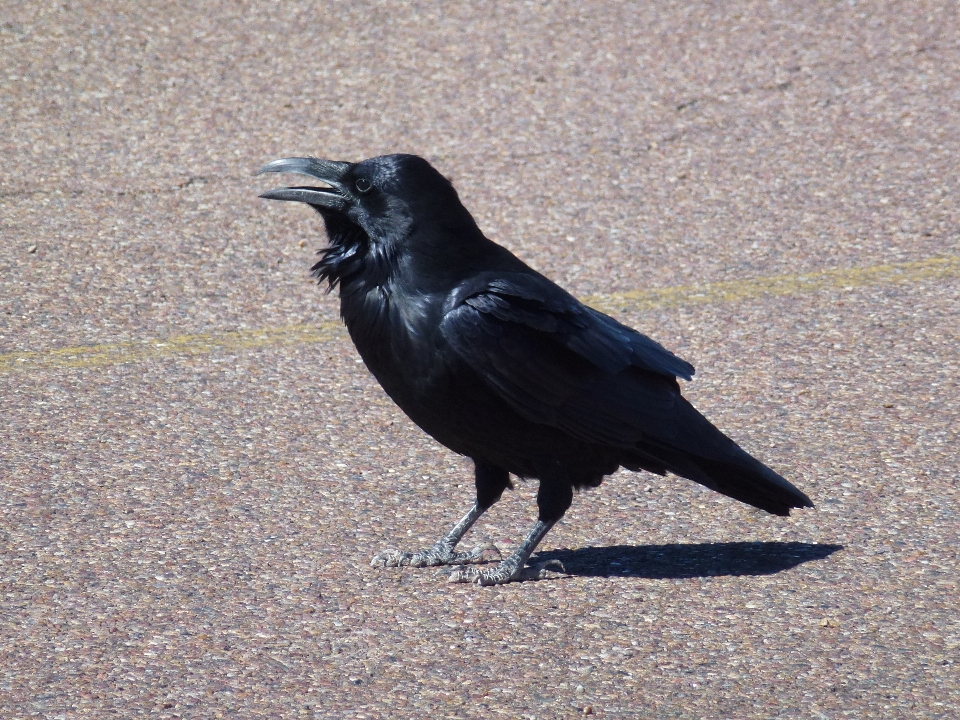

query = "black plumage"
[259,154,813,585]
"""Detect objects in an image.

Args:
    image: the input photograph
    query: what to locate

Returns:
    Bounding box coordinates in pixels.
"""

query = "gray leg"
[371,502,501,568]
[448,519,565,585]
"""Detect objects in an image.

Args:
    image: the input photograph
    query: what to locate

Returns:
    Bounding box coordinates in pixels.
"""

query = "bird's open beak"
[257,157,352,211]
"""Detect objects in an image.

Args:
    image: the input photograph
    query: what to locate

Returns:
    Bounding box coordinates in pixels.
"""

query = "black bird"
[258,154,813,585]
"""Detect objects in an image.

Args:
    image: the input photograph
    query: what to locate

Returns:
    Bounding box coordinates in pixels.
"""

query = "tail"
[624,400,813,516]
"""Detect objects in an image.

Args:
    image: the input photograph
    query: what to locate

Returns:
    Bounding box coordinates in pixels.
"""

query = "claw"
[464,542,502,563]
[523,558,567,580]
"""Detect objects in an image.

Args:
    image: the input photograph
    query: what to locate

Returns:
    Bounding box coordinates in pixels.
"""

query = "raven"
[259,154,813,585]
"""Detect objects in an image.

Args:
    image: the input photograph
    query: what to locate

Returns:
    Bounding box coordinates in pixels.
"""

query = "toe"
[370,551,391,567]
[447,565,479,583]
[371,550,407,568]
[522,559,568,581]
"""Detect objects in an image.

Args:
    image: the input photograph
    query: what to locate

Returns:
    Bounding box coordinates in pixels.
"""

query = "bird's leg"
[448,518,565,585]
[449,475,571,585]
[371,461,511,570]
[371,502,501,568]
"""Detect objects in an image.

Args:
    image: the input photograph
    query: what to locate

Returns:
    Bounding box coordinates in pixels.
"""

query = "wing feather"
[440,273,693,447]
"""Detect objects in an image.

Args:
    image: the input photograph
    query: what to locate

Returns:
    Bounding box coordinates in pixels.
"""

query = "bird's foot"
[448,558,567,586]
[371,541,501,569]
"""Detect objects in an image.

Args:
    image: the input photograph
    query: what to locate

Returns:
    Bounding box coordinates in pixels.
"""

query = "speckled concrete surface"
[2,2,959,717]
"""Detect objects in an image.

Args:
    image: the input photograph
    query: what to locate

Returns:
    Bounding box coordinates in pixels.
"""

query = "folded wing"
[440,273,813,515]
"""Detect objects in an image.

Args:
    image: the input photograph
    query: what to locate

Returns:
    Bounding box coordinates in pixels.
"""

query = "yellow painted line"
[585,254,960,314]
[1,255,958,374]
[0,322,343,374]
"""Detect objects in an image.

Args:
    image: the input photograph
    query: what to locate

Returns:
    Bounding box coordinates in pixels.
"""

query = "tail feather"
[626,399,813,516]
[686,453,812,516]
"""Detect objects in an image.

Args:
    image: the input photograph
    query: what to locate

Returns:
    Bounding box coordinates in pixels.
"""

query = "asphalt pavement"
[2,2,959,717]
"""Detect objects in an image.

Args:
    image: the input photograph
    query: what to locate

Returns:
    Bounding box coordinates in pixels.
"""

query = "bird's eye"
[355,177,372,194]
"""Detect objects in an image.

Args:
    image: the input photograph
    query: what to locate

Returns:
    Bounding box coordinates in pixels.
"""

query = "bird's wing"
[439,273,694,446]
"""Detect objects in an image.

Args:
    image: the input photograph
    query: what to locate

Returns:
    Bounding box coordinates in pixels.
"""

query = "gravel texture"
[2,2,959,717]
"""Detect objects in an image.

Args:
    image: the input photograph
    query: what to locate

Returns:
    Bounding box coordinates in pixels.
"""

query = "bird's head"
[259,154,485,288]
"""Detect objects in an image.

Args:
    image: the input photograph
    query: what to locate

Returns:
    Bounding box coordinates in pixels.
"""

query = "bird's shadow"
[533,541,842,579]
